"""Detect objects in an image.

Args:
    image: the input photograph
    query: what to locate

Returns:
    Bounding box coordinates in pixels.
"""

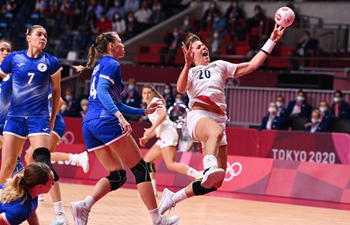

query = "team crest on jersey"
[37,63,47,72]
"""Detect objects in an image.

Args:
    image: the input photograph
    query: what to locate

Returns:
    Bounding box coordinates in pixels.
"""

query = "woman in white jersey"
[158,23,286,215]
[139,84,202,196]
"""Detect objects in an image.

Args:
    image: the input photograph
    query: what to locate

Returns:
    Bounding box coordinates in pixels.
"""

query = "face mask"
[213,33,219,38]
[268,107,276,113]
[232,3,237,7]
[296,96,304,102]
[334,97,341,103]
[319,107,327,113]
[100,18,105,22]
[173,32,178,36]
[210,4,214,9]
[128,85,134,91]
[164,89,170,94]
[214,17,219,22]
[184,20,189,25]
[311,118,319,123]
[255,10,259,15]
[128,18,133,22]
[65,95,73,101]
[114,15,120,20]
[175,99,183,104]
[61,104,67,111]
[114,2,119,6]
[82,105,88,111]
[276,101,283,108]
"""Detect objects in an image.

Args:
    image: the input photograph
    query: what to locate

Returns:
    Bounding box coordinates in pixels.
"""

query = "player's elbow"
[177,86,186,93]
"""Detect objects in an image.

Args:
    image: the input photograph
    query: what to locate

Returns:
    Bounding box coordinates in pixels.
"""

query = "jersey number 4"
[198,70,211,80]
[90,76,97,99]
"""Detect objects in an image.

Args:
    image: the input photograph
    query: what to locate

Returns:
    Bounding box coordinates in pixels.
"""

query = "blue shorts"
[3,116,50,138]
[52,115,66,138]
[83,117,126,151]
[12,157,24,176]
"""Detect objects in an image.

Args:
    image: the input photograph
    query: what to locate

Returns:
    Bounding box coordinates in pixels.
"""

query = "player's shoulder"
[42,51,59,62]
[101,56,119,66]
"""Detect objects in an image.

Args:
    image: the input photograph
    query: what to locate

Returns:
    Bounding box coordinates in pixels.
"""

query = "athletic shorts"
[12,157,24,176]
[82,117,126,152]
[155,127,178,148]
[3,116,50,139]
[52,115,66,139]
[186,109,228,147]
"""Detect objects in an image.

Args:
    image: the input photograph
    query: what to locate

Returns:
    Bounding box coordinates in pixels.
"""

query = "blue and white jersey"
[0,50,62,117]
[0,185,38,225]
[0,75,12,128]
[84,56,125,121]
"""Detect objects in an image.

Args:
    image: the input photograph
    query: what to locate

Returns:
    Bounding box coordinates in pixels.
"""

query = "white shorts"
[155,127,178,149]
[186,109,228,147]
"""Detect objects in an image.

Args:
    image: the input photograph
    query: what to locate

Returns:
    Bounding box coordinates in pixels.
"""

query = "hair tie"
[93,43,97,47]
[20,176,27,188]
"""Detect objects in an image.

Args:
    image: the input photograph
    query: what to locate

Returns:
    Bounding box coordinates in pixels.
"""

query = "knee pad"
[192,180,217,196]
[146,162,156,173]
[106,170,127,191]
[33,148,59,182]
[131,159,151,184]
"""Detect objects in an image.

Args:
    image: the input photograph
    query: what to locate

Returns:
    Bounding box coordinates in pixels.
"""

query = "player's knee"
[106,170,127,191]
[131,159,151,184]
[33,147,59,182]
[165,162,177,172]
[208,129,224,143]
[192,180,217,196]
[146,162,156,173]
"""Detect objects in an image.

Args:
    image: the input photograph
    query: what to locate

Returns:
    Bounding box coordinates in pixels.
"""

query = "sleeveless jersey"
[186,60,237,112]
[0,75,12,127]
[0,50,62,117]
[147,97,174,137]
[84,56,125,121]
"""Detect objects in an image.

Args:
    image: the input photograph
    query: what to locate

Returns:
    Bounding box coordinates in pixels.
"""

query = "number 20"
[198,70,211,79]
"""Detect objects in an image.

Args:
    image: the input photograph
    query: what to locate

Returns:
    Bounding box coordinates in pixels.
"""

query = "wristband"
[261,39,276,54]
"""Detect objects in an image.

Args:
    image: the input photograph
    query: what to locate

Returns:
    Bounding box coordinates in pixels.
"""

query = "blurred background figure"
[122,78,142,121]
[304,109,327,132]
[79,99,89,118]
[331,90,350,119]
[62,88,81,117]
[259,102,281,131]
[163,83,175,109]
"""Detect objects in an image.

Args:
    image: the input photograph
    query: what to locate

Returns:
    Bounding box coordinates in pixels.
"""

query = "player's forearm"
[177,63,191,93]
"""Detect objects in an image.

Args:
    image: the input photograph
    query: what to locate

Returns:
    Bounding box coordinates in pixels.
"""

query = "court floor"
[22,183,350,225]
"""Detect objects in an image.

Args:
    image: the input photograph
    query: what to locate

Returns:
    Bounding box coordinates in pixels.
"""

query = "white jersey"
[147,97,174,137]
[186,60,237,112]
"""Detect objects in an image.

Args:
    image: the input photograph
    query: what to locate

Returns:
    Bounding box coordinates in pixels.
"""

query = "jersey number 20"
[198,70,211,80]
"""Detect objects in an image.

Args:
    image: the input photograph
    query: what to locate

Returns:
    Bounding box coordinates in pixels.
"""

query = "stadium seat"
[333,119,350,134]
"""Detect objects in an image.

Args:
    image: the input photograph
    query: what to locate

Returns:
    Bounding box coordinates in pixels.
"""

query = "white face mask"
[276,101,283,108]
[311,118,319,123]
[128,17,133,22]
[173,32,178,36]
[100,18,105,22]
[164,89,170,94]
[268,107,276,113]
[296,96,304,102]
[65,95,73,101]
[184,20,189,25]
[319,107,327,113]
[114,15,120,20]
[334,97,341,103]
[128,85,134,91]
[61,104,67,111]
[213,33,219,38]
[175,99,183,104]
[82,105,88,111]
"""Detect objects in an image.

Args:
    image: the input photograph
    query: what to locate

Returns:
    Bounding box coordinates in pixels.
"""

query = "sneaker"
[158,188,175,215]
[201,166,225,189]
[38,194,44,201]
[50,212,70,225]
[77,152,89,173]
[194,171,204,180]
[70,200,90,225]
[154,215,180,225]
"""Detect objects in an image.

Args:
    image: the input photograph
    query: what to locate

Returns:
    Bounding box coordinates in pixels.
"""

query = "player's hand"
[119,117,133,136]
[270,23,286,43]
[139,135,149,147]
[145,101,162,115]
[181,42,194,65]
[143,127,153,138]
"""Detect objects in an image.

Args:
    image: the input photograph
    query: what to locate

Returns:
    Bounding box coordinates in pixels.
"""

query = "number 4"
[28,73,35,84]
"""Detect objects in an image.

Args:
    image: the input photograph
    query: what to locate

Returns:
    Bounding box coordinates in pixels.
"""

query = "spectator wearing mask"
[260,102,280,131]
[331,90,350,119]
[125,12,140,40]
[163,83,175,109]
[159,27,183,66]
[318,100,333,131]
[179,15,195,34]
[305,109,327,132]
[246,4,265,32]
[62,88,81,117]
[150,1,166,25]
[290,30,318,70]
[206,29,225,56]
[224,0,245,22]
[168,93,188,121]
[86,0,103,19]
[200,0,221,31]
[211,12,228,38]
[111,11,127,41]
[79,99,89,118]
[95,12,112,35]
[134,0,152,33]
[106,0,125,20]
[124,0,140,14]
[121,78,142,121]
[275,95,288,129]
[286,90,312,118]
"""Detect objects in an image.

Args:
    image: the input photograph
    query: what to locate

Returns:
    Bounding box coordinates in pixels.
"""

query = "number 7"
[28,73,35,84]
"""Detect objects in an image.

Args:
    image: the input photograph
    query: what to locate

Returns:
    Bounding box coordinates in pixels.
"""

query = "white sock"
[53,201,64,213]
[69,153,79,163]
[149,208,161,224]
[84,196,95,209]
[151,179,157,191]
[172,188,188,204]
[203,155,218,170]
[187,167,201,179]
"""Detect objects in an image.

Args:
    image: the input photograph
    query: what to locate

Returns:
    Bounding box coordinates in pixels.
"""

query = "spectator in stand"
[1,0,19,18]
[331,90,350,119]
[111,11,127,41]
[290,30,318,70]
[134,0,152,33]
[206,29,226,56]
[79,99,89,118]
[225,0,244,22]
[163,83,175,109]
[106,0,125,20]
[33,0,46,14]
[304,109,328,133]
[211,12,227,38]
[275,95,288,129]
[286,3,303,28]
[159,27,183,66]
[86,0,104,19]
[246,34,268,60]
[62,88,81,117]
[168,93,188,122]
[246,4,265,32]
[86,9,98,34]
[124,0,140,14]
[96,12,112,35]
[125,12,140,40]
[150,1,166,25]
[318,100,333,131]
[259,102,281,131]
[200,0,221,31]
[121,78,142,121]
[286,90,312,128]
[179,15,195,34]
